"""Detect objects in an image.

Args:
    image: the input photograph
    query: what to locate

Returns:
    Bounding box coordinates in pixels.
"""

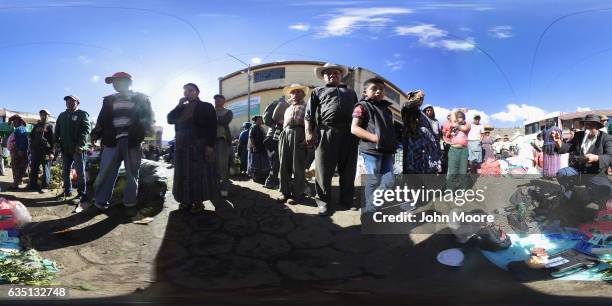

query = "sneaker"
[81,203,103,216]
[318,205,329,216]
[39,189,49,194]
[220,190,228,198]
[277,194,291,203]
[315,198,330,216]
[63,191,74,198]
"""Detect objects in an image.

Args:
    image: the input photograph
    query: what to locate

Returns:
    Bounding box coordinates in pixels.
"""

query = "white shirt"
[581,131,598,155]
[468,123,484,141]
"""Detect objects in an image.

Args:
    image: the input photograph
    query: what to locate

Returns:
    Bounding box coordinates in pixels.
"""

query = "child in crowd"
[351,78,397,214]
[446,109,471,190]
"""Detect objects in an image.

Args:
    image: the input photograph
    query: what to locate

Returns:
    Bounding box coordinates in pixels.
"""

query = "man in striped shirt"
[89,72,154,217]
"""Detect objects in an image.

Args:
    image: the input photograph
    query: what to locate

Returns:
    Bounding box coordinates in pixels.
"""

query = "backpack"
[263,100,280,127]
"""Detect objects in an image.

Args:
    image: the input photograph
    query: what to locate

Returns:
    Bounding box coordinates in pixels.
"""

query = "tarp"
[481,234,610,281]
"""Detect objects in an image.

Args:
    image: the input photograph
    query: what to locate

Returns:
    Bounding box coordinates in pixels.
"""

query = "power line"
[528,7,612,101]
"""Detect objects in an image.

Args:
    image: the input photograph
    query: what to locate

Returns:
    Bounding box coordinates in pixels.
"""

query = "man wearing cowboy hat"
[55,95,91,201]
[89,72,154,216]
[553,114,612,202]
[305,63,359,215]
[276,83,310,205]
[27,109,54,193]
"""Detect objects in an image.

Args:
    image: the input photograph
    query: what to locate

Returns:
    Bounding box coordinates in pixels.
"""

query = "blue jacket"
[13,126,28,152]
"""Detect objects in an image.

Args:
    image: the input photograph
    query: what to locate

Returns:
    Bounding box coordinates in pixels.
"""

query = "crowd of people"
[1,64,611,218]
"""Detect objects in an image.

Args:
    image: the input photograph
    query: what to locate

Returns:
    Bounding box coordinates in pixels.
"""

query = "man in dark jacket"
[28,109,54,193]
[305,63,359,216]
[554,114,612,203]
[55,95,91,201]
[89,72,154,216]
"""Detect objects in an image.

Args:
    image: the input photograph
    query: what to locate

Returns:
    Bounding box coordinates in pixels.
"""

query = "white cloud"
[90,75,100,82]
[489,25,513,39]
[491,104,547,123]
[77,55,92,64]
[395,24,475,51]
[289,23,310,31]
[385,60,404,71]
[318,7,413,37]
[459,27,472,32]
[393,53,401,58]
[251,57,262,64]
[576,107,591,112]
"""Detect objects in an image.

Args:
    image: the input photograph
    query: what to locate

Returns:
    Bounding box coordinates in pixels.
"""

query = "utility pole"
[227,53,252,122]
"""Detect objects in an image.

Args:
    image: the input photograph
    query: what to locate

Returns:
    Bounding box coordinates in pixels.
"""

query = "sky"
[1,0,612,140]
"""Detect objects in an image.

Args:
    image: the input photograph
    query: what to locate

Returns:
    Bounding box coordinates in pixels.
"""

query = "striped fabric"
[543,153,560,177]
[112,97,135,139]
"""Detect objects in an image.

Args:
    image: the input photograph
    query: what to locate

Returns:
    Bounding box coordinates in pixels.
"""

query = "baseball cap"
[105,72,133,84]
[63,95,80,102]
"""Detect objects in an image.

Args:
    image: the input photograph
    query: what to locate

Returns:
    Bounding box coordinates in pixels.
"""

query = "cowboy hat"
[314,63,349,80]
[581,114,604,128]
[283,83,310,98]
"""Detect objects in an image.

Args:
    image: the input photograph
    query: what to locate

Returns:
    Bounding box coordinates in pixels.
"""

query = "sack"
[0,198,32,227]
[263,100,280,127]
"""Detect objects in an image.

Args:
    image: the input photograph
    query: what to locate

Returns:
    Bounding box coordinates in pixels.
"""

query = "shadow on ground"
[1,174,610,305]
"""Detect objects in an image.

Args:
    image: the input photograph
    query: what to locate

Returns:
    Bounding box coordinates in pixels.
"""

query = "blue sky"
[1,0,611,140]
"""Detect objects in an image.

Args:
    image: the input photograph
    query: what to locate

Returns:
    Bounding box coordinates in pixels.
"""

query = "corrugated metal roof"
[559,109,612,120]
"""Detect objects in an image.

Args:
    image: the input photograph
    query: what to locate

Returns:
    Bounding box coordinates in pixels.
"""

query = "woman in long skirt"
[247,116,270,183]
[167,83,218,213]
[481,130,495,162]
[542,122,561,178]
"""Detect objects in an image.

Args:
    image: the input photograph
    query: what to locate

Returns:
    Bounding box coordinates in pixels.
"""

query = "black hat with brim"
[581,114,604,128]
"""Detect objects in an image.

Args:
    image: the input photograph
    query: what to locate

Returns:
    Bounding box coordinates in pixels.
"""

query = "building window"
[385,87,400,103]
[254,67,285,83]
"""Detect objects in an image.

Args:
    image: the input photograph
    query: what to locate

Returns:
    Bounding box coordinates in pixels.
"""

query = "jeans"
[94,138,141,209]
[361,152,394,213]
[29,153,50,189]
[557,167,612,202]
[63,151,87,197]
[446,146,468,191]
[468,140,482,163]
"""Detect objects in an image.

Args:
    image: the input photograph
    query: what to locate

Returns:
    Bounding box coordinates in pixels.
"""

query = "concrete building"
[219,61,410,137]
[0,108,56,124]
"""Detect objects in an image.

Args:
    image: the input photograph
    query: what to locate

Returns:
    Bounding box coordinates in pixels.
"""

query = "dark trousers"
[265,139,280,187]
[314,126,358,208]
[29,153,50,189]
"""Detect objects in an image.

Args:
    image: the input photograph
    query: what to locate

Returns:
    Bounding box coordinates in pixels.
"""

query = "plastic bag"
[0,198,32,227]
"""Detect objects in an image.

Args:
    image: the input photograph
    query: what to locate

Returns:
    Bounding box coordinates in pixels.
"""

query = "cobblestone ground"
[0,167,609,305]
